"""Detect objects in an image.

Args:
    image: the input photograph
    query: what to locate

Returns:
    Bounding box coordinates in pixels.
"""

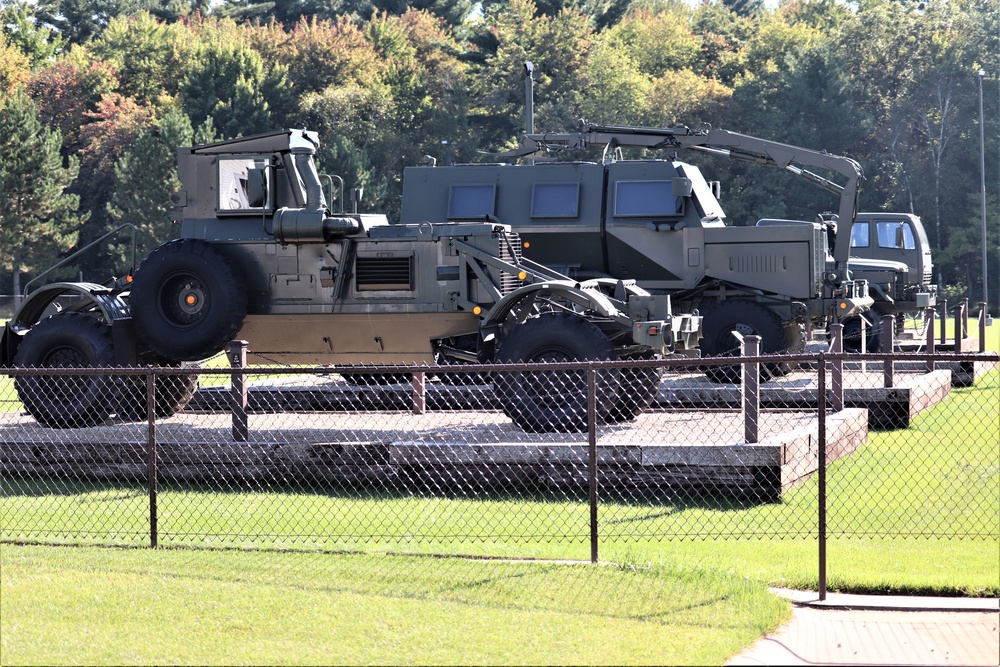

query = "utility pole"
[978,70,992,321]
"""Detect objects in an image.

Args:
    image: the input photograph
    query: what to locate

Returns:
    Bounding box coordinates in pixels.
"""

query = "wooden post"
[411,371,426,415]
[742,335,760,444]
[229,340,249,442]
[939,299,948,345]
[924,308,936,372]
[979,302,988,353]
[882,314,895,389]
[829,323,844,412]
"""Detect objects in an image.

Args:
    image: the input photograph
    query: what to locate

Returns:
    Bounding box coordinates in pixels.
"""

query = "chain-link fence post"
[829,323,844,412]
[742,334,760,444]
[882,314,895,388]
[925,307,937,372]
[146,372,158,548]
[228,340,249,442]
[587,367,599,564]
[817,353,827,601]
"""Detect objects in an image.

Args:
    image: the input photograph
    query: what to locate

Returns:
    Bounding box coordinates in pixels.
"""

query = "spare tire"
[130,239,247,362]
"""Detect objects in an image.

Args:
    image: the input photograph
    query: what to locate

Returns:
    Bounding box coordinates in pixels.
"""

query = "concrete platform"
[0,408,867,501]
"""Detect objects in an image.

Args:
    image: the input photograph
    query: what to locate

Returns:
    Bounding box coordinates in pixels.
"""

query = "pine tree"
[0,89,83,304]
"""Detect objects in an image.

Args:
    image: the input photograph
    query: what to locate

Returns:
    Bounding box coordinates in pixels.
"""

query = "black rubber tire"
[13,312,117,428]
[117,356,199,422]
[604,351,661,423]
[842,314,881,353]
[495,312,618,433]
[700,301,786,384]
[130,238,247,362]
[771,321,805,377]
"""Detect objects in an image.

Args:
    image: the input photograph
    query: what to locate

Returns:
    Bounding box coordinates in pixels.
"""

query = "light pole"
[978,70,992,322]
[524,61,535,165]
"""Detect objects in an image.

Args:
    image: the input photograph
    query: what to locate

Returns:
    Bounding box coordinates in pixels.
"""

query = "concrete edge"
[769,587,1000,612]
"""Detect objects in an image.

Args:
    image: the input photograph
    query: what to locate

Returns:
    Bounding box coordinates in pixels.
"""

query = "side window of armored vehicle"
[448,184,496,219]
[217,157,271,213]
[530,183,580,219]
[876,221,915,249]
[850,222,870,248]
[613,180,683,217]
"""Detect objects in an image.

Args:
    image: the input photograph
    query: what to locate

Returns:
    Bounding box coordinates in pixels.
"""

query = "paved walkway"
[728,589,999,666]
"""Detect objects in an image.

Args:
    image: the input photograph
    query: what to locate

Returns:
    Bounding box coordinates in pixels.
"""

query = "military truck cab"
[848,213,934,301]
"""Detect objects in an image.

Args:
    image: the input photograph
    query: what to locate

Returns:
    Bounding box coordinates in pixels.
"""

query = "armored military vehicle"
[757,212,936,351]
[3,129,700,433]
[401,122,882,381]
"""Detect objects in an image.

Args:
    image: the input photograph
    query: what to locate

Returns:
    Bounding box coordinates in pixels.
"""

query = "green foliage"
[0,30,30,92]
[0,0,993,298]
[107,107,193,254]
[0,1,67,67]
[27,54,118,153]
[90,11,195,105]
[0,88,82,297]
[180,24,286,138]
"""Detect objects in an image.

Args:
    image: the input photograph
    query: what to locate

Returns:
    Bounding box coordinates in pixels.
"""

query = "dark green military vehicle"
[3,129,700,432]
[400,122,938,375]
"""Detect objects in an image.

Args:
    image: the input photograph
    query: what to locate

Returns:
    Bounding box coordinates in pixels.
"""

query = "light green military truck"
[2,129,700,432]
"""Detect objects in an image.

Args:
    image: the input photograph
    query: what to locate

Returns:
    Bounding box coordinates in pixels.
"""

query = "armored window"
[613,180,682,217]
[850,222,869,248]
[448,184,496,219]
[530,183,580,218]
[876,221,915,250]
[217,157,271,213]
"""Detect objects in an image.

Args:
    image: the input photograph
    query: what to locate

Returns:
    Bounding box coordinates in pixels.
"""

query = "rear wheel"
[495,312,618,433]
[700,301,786,384]
[130,238,247,362]
[13,312,117,428]
[604,352,661,423]
[117,356,199,422]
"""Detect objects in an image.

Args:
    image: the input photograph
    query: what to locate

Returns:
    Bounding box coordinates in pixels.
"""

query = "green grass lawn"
[0,544,788,665]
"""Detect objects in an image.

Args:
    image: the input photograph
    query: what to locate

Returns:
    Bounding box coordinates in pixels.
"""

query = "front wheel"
[495,312,618,433]
[117,356,200,422]
[841,314,881,353]
[13,312,117,428]
[604,352,661,423]
[700,301,786,384]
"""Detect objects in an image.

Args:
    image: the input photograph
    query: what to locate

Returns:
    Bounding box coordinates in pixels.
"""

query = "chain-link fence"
[3,340,997,572]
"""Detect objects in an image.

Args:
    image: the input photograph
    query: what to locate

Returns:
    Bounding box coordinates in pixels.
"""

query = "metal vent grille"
[499,233,523,295]
[356,256,413,291]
